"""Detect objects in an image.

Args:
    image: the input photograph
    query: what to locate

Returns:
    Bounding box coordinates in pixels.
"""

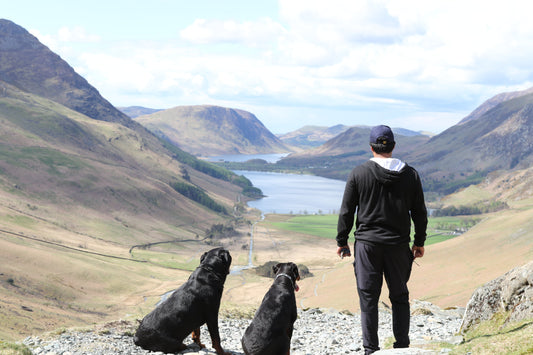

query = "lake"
[206,153,289,163]
[233,170,346,214]
[208,153,348,214]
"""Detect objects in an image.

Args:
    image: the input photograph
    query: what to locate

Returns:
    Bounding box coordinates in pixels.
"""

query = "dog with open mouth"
[134,247,232,355]
[241,262,300,355]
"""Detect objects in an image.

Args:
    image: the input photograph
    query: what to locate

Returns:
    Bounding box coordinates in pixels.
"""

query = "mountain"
[277,88,533,195]
[0,19,247,221]
[0,19,134,128]
[277,124,351,149]
[278,126,430,180]
[407,90,533,193]
[119,106,162,118]
[0,19,255,339]
[459,87,533,124]
[0,80,243,226]
[134,105,291,156]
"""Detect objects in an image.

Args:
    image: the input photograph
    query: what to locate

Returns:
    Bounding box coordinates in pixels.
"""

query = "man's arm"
[410,169,428,247]
[336,175,357,247]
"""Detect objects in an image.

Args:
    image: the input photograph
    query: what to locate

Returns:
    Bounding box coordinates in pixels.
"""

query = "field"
[1,196,532,350]
[263,214,478,246]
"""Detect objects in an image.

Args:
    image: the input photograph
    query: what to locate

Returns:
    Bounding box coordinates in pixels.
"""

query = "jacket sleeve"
[410,169,428,247]
[336,172,358,247]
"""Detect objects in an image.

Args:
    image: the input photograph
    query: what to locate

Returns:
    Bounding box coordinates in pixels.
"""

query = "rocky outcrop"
[460,261,533,333]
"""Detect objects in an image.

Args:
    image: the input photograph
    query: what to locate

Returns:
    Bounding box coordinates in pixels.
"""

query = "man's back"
[345,160,426,246]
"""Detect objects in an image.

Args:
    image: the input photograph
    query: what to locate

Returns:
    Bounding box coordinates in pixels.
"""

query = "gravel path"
[22,300,464,355]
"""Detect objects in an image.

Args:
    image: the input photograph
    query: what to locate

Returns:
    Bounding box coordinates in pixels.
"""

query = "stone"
[460,260,533,332]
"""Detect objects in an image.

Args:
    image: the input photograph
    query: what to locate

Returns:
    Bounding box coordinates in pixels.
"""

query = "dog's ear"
[291,262,300,280]
[272,263,282,275]
[200,251,208,263]
[221,249,232,265]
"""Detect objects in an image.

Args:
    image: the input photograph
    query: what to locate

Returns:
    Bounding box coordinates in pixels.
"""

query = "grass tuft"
[450,312,533,354]
[0,341,32,355]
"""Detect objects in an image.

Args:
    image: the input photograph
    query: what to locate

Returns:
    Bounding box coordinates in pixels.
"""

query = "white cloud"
[30,26,100,50]
[27,0,533,133]
[56,26,100,43]
[180,17,286,46]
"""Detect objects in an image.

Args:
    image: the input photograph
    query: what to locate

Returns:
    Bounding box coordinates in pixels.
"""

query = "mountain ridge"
[0,19,134,128]
[277,124,352,149]
[408,91,533,193]
[134,104,290,156]
[119,106,162,118]
[0,19,256,339]
[459,86,533,124]
[273,87,533,195]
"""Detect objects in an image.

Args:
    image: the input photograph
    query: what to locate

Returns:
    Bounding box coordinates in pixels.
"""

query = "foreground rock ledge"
[460,260,533,333]
[23,301,464,355]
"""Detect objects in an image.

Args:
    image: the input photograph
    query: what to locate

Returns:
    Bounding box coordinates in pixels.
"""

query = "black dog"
[134,247,232,355]
[241,262,300,355]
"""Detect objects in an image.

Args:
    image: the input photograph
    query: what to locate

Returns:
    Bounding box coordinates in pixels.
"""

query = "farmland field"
[263,214,480,246]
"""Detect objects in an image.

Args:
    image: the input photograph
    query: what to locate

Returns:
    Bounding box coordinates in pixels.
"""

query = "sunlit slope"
[135,105,290,156]
[294,168,533,311]
[0,83,241,244]
[0,83,249,340]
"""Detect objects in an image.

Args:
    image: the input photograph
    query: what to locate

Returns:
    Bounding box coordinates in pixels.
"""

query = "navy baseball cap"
[369,125,395,145]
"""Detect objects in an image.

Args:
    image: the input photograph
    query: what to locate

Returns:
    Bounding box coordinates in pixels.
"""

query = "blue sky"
[3,0,533,134]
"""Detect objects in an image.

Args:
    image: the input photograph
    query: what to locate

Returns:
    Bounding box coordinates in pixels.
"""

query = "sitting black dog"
[134,247,232,354]
[241,262,300,355]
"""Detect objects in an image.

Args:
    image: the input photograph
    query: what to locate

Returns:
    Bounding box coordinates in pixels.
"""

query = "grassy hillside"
[407,93,533,195]
[220,167,533,314]
[276,168,533,312]
[0,84,256,340]
[134,105,290,156]
[1,165,532,346]
[220,198,532,316]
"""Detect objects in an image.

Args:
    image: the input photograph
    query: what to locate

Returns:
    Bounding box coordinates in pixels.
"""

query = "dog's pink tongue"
[295,283,299,292]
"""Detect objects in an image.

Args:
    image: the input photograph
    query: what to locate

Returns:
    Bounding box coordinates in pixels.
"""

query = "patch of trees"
[170,181,227,214]
[254,261,313,279]
[434,218,480,231]
[162,138,237,182]
[231,175,264,198]
[432,200,509,217]
[422,171,488,195]
[205,223,238,240]
[162,140,264,198]
[241,186,264,199]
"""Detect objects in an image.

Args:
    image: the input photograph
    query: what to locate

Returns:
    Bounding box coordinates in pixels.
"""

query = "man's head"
[369,125,395,154]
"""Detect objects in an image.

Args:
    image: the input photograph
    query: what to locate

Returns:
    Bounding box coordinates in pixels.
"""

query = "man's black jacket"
[336,160,427,247]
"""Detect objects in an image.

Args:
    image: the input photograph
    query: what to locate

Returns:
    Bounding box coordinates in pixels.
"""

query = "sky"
[3,0,533,134]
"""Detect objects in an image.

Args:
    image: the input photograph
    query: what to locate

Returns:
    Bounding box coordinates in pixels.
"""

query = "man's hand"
[337,246,351,259]
[412,245,425,259]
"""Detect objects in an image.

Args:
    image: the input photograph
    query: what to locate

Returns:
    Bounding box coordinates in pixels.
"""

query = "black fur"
[134,247,232,354]
[241,262,300,355]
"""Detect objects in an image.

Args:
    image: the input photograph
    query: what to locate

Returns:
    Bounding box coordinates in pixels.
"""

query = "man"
[336,125,427,354]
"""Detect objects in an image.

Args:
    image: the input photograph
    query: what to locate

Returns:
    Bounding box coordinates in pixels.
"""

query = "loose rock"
[22,301,463,355]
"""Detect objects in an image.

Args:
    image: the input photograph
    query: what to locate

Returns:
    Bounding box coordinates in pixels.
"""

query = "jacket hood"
[367,160,406,185]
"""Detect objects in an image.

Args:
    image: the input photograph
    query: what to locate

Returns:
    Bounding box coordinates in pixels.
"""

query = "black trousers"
[353,241,413,354]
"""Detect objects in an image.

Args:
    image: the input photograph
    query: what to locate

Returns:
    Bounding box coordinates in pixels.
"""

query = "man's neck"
[372,152,393,159]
